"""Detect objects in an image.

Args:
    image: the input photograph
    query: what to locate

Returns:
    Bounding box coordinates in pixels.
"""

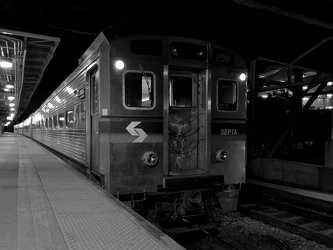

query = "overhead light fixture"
[9,103,15,107]
[5,83,14,89]
[8,96,14,101]
[10,107,15,111]
[7,113,14,120]
[4,88,9,91]
[0,58,13,68]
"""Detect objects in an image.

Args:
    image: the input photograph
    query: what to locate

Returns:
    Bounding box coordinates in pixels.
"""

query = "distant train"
[14,31,247,230]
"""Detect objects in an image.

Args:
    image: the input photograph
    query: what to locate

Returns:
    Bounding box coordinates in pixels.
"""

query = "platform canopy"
[0,28,60,126]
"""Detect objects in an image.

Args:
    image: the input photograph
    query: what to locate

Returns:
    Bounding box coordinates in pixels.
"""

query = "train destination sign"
[213,49,234,65]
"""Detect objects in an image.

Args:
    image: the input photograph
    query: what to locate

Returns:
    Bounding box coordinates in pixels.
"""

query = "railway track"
[238,197,333,248]
[201,230,241,250]
[171,227,241,250]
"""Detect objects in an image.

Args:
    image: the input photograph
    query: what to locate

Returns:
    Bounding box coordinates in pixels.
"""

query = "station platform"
[246,178,333,203]
[249,158,333,191]
[243,178,333,212]
[0,133,185,250]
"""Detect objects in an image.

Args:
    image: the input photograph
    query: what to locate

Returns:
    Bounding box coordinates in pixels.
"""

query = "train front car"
[92,34,247,230]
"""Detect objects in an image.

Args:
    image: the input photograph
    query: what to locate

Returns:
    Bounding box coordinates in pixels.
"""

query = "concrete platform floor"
[0,133,184,250]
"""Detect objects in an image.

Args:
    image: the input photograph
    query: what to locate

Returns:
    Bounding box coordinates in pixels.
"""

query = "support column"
[0,120,3,134]
[247,59,257,176]
[325,91,333,168]
[325,140,333,167]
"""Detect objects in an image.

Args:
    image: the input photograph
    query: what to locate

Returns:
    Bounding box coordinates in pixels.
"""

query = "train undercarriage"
[119,185,240,234]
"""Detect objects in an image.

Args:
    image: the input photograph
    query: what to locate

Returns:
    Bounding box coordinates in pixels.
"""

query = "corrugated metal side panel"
[34,129,42,142]
[44,70,86,114]
[41,69,88,166]
[43,129,86,165]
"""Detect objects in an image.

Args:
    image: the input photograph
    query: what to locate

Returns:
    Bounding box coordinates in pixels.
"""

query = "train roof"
[79,31,246,65]
[79,32,109,64]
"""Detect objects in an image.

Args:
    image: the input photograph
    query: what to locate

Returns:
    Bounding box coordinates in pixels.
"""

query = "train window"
[130,40,163,56]
[58,113,65,128]
[217,79,237,111]
[169,76,192,107]
[48,117,53,129]
[170,42,206,61]
[124,71,155,108]
[91,69,99,114]
[66,109,74,128]
[74,102,86,129]
[45,118,48,129]
[53,115,58,128]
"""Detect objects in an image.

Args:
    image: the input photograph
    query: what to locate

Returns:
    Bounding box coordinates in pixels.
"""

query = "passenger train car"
[15,32,247,229]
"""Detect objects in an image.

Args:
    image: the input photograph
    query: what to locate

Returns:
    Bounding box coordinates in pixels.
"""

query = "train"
[14,31,248,231]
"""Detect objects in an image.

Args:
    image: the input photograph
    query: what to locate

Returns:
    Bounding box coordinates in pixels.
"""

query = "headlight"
[239,73,246,81]
[215,150,229,162]
[114,60,125,70]
[142,151,159,167]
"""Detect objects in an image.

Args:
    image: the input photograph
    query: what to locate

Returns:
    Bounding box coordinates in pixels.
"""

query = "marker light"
[115,60,124,70]
[215,150,229,162]
[239,73,247,81]
[142,151,159,167]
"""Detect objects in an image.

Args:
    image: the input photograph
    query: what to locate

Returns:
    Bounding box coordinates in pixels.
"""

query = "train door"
[167,69,207,175]
[89,67,100,173]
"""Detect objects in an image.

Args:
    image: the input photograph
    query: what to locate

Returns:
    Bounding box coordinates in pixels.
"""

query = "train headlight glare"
[239,73,247,81]
[142,151,159,167]
[215,150,229,162]
[115,60,124,70]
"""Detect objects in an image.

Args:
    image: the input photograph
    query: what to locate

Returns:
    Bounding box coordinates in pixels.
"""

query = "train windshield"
[124,72,154,108]
[217,79,237,111]
[169,76,192,107]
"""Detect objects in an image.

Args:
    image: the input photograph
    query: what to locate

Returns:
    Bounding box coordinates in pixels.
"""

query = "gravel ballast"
[210,210,333,250]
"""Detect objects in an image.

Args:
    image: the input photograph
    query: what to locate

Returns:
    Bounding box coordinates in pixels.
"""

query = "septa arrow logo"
[126,121,148,143]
